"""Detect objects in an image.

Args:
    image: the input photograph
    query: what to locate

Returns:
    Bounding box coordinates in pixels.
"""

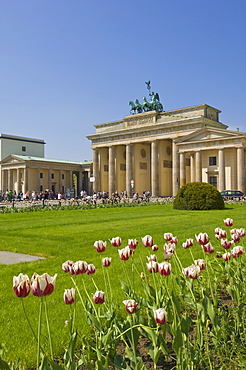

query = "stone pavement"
[0,251,45,265]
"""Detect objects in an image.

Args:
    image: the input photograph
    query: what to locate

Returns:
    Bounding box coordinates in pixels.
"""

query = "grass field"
[0,202,246,368]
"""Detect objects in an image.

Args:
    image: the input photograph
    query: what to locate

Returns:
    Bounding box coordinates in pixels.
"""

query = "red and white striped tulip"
[171,236,178,245]
[224,218,233,227]
[153,308,167,325]
[152,244,159,252]
[231,233,240,243]
[164,233,173,242]
[158,261,172,276]
[236,228,245,237]
[102,257,112,267]
[231,246,243,258]
[163,242,176,255]
[86,264,96,275]
[93,290,105,304]
[215,227,222,235]
[182,264,200,279]
[69,260,88,275]
[147,254,157,262]
[94,240,106,253]
[221,239,233,250]
[110,237,122,247]
[146,261,159,273]
[118,246,131,260]
[182,238,194,249]
[13,273,31,298]
[64,288,75,305]
[196,233,209,245]
[142,235,154,247]
[222,252,231,261]
[202,242,215,254]
[31,273,57,297]
[123,299,138,314]
[128,239,138,250]
[218,229,227,239]
[194,259,206,271]
[62,260,74,273]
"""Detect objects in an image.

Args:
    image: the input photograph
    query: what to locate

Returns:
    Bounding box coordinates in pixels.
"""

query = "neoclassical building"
[87,104,246,196]
[0,134,92,195]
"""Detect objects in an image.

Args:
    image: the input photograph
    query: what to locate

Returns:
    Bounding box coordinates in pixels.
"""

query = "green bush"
[173,182,225,210]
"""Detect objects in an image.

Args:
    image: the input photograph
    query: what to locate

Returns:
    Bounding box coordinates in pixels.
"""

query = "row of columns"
[94,143,245,197]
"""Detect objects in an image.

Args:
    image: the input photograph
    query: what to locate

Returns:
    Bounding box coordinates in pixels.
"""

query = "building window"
[40,185,43,192]
[40,173,43,179]
[22,146,26,152]
[120,163,126,171]
[62,174,65,179]
[51,173,54,179]
[209,176,217,188]
[209,156,217,166]
[104,165,109,172]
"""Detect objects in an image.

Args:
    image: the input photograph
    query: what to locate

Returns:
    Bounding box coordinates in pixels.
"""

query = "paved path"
[0,251,45,265]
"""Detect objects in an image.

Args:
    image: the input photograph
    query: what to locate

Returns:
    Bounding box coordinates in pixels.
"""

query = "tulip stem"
[44,297,53,360]
[37,298,43,370]
[71,276,86,312]
[21,298,39,345]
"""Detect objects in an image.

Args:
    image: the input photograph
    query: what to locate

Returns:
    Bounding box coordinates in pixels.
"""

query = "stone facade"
[87,104,246,196]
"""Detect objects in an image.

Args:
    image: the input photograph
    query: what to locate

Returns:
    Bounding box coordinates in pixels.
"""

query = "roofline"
[0,133,46,144]
[2,154,92,166]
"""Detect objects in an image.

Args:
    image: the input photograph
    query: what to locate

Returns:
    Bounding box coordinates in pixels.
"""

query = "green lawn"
[0,203,245,367]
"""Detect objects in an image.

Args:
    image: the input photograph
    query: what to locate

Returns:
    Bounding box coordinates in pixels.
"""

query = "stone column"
[93,149,99,193]
[151,141,159,197]
[180,152,186,187]
[237,147,245,192]
[16,168,21,193]
[8,170,12,190]
[48,169,51,191]
[195,151,202,182]
[172,141,179,196]
[190,153,195,182]
[78,171,82,195]
[218,149,225,191]
[36,168,40,192]
[24,168,28,193]
[59,170,62,192]
[109,146,116,195]
[69,170,73,188]
[1,170,7,191]
[126,144,133,196]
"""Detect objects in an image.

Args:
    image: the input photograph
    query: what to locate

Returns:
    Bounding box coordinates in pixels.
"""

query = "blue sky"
[1,0,246,161]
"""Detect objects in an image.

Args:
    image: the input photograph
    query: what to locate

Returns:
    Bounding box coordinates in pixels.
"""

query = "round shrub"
[173,182,225,210]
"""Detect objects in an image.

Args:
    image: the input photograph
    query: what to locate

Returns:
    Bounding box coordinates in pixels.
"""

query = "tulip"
[62,260,74,273]
[194,259,206,271]
[158,261,171,276]
[142,235,154,247]
[146,261,159,273]
[86,264,96,275]
[218,229,227,239]
[152,244,158,252]
[64,288,75,305]
[182,238,193,249]
[221,239,233,250]
[171,236,178,245]
[222,252,231,261]
[147,254,157,262]
[93,290,105,304]
[232,233,240,243]
[230,228,237,235]
[163,242,176,255]
[94,240,106,253]
[102,257,112,267]
[123,299,138,314]
[215,227,222,235]
[216,252,223,258]
[153,308,167,325]
[31,273,57,297]
[128,239,138,250]
[118,246,131,260]
[182,264,200,279]
[69,260,88,275]
[231,246,243,258]
[110,237,122,247]
[236,228,245,237]
[224,218,233,227]
[202,242,215,254]
[164,233,173,242]
[13,273,31,298]
[196,233,209,245]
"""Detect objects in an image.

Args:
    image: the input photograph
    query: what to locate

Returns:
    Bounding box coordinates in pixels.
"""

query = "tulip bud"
[62,260,74,273]
[222,252,231,261]
[69,261,88,275]
[64,288,75,305]
[164,233,173,242]
[123,299,138,314]
[221,239,233,250]
[153,308,167,325]
[196,233,209,245]
[171,236,178,245]
[13,273,31,298]
[142,235,154,247]
[224,218,233,227]
[231,246,243,258]
[147,254,157,262]
[232,233,240,243]
[163,242,176,255]
[146,261,159,273]
[182,264,200,279]
[102,257,112,267]
[236,228,245,237]
[110,237,122,247]
[93,290,105,304]
[128,239,138,250]
[215,227,222,235]
[158,261,172,276]
[202,242,214,254]
[182,238,193,249]
[94,240,106,253]
[218,229,227,239]
[31,273,57,297]
[118,246,131,260]
[86,264,96,275]
[152,244,158,251]
[194,259,206,271]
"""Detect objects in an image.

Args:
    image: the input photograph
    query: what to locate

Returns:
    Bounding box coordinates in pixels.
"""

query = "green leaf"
[0,359,11,370]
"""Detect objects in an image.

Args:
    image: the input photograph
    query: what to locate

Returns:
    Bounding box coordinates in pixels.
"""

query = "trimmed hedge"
[173,182,225,210]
